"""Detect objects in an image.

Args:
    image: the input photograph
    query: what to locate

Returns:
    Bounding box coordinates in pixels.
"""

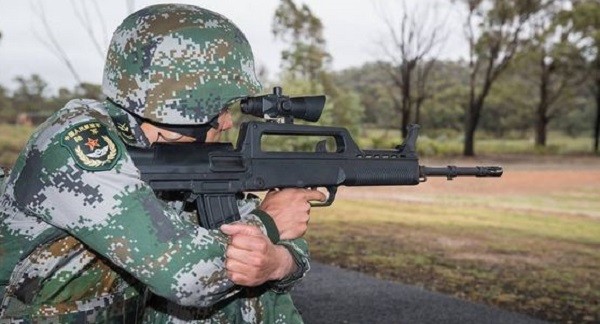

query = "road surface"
[291,262,547,324]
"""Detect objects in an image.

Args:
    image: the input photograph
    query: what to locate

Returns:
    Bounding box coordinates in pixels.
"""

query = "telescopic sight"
[240,87,326,123]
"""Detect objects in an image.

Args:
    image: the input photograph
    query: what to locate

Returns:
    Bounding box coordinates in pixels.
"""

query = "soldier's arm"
[13,119,281,308]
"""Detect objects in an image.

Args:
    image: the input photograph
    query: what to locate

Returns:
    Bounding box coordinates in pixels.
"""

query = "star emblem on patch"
[61,121,121,171]
[85,138,100,150]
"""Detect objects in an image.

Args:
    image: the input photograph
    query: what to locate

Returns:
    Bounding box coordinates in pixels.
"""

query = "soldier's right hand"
[220,223,296,287]
[259,188,326,240]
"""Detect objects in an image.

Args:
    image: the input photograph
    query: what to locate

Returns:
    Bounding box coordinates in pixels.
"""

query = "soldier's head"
[102,4,261,143]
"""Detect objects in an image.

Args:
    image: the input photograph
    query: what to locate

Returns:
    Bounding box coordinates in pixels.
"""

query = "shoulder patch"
[60,121,122,171]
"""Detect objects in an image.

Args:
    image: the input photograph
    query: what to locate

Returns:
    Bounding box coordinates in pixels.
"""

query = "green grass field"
[0,124,33,167]
[307,180,600,323]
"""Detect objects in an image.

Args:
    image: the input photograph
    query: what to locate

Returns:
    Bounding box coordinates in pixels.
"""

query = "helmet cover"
[103,4,262,125]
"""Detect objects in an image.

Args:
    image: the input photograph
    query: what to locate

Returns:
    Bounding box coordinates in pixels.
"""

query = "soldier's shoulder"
[34,99,113,144]
[59,99,112,124]
[25,99,125,170]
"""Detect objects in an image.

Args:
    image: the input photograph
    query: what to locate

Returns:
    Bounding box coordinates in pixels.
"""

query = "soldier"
[0,4,324,323]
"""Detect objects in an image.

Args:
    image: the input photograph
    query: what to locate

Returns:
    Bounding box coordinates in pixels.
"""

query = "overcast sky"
[0,0,468,94]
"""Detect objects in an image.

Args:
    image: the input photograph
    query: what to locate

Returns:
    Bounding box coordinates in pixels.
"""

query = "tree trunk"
[401,97,410,138]
[463,100,480,156]
[463,82,490,156]
[401,63,411,139]
[535,106,548,147]
[594,81,600,153]
[535,58,549,147]
[463,119,476,156]
[415,99,423,125]
[594,58,600,153]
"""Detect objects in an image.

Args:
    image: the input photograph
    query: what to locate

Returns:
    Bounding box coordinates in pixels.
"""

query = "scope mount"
[269,87,294,124]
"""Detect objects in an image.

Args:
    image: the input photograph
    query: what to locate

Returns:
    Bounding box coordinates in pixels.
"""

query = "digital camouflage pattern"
[0,99,309,323]
[103,4,262,125]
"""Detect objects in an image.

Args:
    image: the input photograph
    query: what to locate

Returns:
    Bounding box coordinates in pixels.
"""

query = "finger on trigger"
[305,189,327,202]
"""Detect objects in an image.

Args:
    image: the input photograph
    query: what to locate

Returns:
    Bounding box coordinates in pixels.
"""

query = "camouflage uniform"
[0,4,310,323]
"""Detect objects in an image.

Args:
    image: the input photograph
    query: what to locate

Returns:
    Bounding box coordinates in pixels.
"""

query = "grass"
[0,124,34,167]
[358,128,596,156]
[306,192,600,323]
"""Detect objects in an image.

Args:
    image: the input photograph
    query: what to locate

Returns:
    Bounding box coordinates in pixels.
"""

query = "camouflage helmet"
[102,4,262,125]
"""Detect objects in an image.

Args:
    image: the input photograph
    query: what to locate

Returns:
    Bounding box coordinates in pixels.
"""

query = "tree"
[272,0,364,135]
[272,0,331,90]
[75,82,103,100]
[521,1,588,147]
[32,1,82,83]
[558,0,600,153]
[12,75,49,114]
[479,66,533,136]
[461,0,541,156]
[47,83,104,112]
[333,62,397,128]
[31,0,116,84]
[377,1,446,139]
[0,86,14,123]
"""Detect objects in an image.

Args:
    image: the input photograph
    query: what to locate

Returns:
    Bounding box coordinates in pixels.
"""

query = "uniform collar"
[103,100,151,148]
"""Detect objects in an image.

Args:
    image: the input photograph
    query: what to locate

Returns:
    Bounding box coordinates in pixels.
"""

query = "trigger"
[311,186,338,207]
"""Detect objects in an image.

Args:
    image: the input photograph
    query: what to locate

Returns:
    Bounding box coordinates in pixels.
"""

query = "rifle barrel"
[420,166,503,180]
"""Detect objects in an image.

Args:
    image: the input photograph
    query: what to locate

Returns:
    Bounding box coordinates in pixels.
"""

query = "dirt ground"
[308,155,600,322]
[338,155,600,198]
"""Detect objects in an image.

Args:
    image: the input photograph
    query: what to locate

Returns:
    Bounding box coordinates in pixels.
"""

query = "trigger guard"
[310,186,337,207]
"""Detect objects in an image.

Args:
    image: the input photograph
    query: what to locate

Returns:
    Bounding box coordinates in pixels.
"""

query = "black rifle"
[129,87,502,229]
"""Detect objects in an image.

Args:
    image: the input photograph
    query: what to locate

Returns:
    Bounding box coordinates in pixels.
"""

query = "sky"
[0,0,468,94]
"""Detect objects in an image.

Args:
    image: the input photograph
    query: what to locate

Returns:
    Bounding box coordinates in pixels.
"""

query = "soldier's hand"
[259,188,326,240]
[220,223,295,287]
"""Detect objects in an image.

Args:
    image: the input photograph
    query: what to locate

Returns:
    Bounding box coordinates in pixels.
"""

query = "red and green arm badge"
[60,121,122,171]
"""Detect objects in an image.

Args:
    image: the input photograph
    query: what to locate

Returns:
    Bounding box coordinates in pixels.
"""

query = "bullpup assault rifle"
[129,87,503,229]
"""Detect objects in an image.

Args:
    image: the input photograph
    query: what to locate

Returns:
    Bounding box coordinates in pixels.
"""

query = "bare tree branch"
[71,0,105,59]
[90,0,109,48]
[376,0,447,138]
[31,0,82,84]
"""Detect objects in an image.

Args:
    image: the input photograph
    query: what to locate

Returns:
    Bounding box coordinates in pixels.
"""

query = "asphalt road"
[291,262,547,324]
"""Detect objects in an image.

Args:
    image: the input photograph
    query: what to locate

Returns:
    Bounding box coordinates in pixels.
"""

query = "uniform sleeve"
[271,238,310,292]
[239,197,311,291]
[11,118,272,308]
